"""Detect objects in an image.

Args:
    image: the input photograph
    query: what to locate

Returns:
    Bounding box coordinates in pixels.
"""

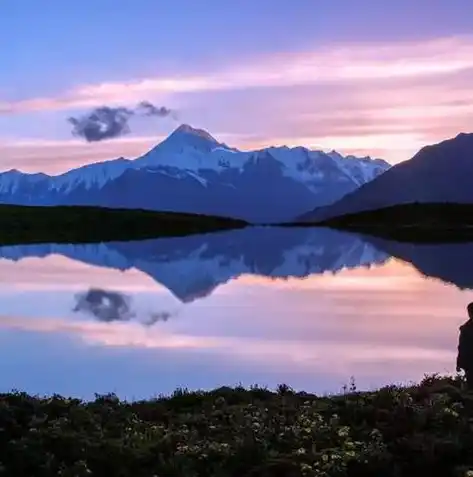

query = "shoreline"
[0,204,247,244]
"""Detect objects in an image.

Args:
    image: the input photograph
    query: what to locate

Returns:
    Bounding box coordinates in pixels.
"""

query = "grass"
[311,203,473,243]
[2,375,473,476]
[0,204,247,244]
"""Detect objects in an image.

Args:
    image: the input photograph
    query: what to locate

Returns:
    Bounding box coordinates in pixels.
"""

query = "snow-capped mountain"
[0,124,390,222]
[0,226,388,303]
[299,132,473,223]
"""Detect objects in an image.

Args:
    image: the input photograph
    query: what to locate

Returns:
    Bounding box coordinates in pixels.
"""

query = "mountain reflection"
[3,228,473,303]
[0,227,387,302]
[368,239,473,291]
[2,229,473,398]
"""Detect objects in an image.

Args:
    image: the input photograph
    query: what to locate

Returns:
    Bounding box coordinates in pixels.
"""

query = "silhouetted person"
[457,302,473,389]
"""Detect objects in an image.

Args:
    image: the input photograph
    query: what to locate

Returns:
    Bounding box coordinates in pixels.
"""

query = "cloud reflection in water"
[0,227,472,399]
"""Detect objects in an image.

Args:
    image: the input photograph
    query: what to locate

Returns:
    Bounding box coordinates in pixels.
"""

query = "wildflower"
[337,426,350,438]
[370,429,382,439]
[300,463,313,474]
[442,408,459,418]
[176,444,189,453]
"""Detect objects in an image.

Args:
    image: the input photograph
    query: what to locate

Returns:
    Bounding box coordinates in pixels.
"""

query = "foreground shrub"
[1,377,473,476]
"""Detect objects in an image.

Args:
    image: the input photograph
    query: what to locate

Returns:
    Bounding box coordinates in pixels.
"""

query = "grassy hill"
[303,203,473,243]
[0,204,247,244]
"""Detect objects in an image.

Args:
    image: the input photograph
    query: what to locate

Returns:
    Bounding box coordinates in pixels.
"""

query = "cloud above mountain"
[136,101,173,118]
[68,101,174,142]
[1,35,473,166]
[68,106,134,142]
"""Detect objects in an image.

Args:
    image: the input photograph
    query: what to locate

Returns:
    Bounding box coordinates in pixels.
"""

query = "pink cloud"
[2,35,473,114]
[0,137,159,173]
[0,310,454,376]
[1,35,472,168]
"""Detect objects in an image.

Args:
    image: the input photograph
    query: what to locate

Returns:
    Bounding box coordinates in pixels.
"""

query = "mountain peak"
[455,132,473,139]
[170,124,219,144]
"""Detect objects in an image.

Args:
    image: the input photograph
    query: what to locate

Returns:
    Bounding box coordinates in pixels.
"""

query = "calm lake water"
[1,226,472,400]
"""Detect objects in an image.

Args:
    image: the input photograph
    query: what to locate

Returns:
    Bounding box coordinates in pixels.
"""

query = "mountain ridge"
[0,124,390,222]
[298,132,473,223]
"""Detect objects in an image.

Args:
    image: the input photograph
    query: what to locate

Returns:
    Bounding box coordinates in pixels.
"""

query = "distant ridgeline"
[0,124,389,223]
[298,132,473,232]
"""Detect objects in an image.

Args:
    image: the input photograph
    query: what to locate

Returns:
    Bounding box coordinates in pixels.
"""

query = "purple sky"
[1,0,473,172]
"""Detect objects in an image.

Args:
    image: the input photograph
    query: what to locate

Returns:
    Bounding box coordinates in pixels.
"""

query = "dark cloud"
[68,106,134,142]
[137,101,173,117]
[147,311,173,326]
[73,288,134,322]
[68,101,175,142]
[73,287,177,327]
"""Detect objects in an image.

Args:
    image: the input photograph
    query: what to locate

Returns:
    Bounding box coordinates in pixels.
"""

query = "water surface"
[1,226,471,399]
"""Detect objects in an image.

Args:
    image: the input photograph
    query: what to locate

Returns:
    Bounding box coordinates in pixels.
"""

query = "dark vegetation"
[307,203,473,243]
[0,204,246,244]
[2,376,473,476]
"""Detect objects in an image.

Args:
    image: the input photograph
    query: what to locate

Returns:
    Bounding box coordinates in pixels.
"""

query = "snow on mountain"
[0,226,388,303]
[50,157,133,192]
[0,124,390,221]
[0,169,48,194]
[134,123,244,172]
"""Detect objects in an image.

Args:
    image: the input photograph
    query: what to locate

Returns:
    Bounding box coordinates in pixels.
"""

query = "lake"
[1,226,472,400]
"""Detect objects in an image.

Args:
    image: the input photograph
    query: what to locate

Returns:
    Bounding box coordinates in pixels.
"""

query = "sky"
[1,0,473,173]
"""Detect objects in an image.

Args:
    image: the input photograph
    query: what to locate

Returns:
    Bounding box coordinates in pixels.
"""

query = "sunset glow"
[2,1,472,172]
